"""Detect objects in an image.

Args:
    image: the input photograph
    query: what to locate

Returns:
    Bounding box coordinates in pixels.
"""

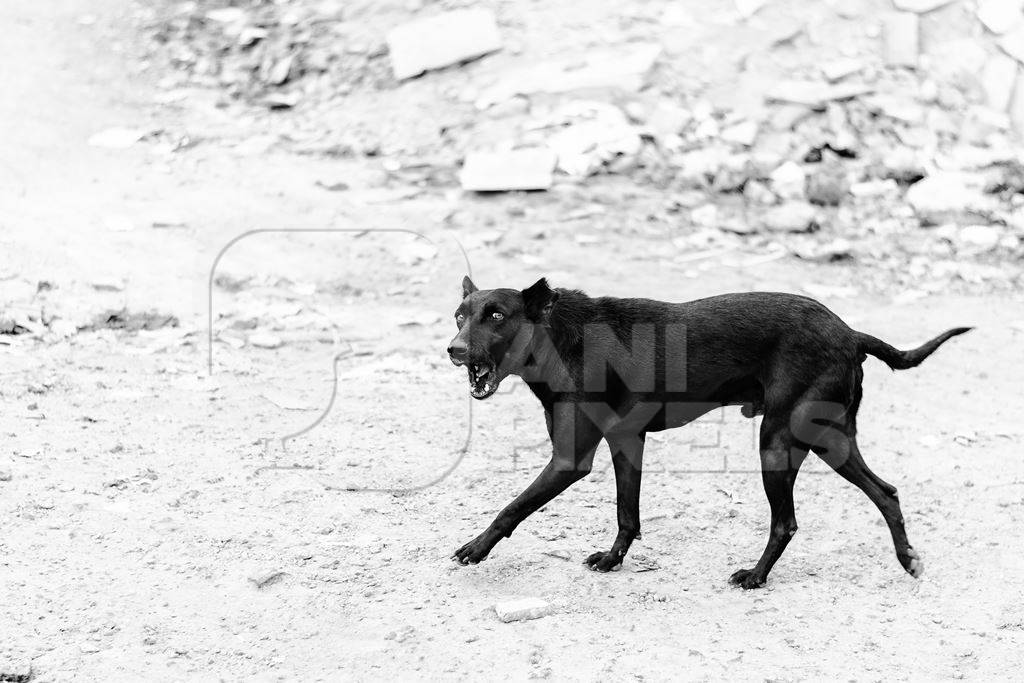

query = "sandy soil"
[2,0,1024,680]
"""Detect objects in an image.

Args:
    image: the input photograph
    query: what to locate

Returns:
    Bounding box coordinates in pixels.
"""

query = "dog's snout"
[447,340,469,360]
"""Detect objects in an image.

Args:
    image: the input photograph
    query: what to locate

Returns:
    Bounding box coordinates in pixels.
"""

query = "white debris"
[998,24,1024,63]
[88,127,149,149]
[820,57,865,82]
[893,0,956,12]
[905,172,993,220]
[493,598,551,623]
[977,0,1024,35]
[459,148,556,191]
[474,43,660,109]
[386,9,502,80]
[542,101,641,177]
[882,12,919,68]
[248,332,283,349]
[981,53,1018,111]
[734,0,768,19]
[765,80,873,107]
[769,161,806,199]
[720,120,759,146]
[958,224,1002,251]
[762,201,817,232]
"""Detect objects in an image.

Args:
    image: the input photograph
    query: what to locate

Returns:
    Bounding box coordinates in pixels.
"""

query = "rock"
[762,201,817,232]
[905,172,993,224]
[248,332,283,349]
[474,44,660,109]
[850,178,899,198]
[249,570,287,589]
[981,54,1019,111]
[0,468,11,482]
[769,161,806,199]
[744,179,776,204]
[882,13,919,68]
[977,0,1024,35]
[544,101,641,177]
[721,120,759,147]
[87,127,150,149]
[958,224,1002,250]
[0,657,32,682]
[1012,69,1024,132]
[735,0,768,19]
[493,598,551,623]
[386,9,502,80]
[806,168,848,206]
[893,0,956,12]
[864,94,924,124]
[999,24,1024,64]
[645,101,692,147]
[765,80,873,108]
[821,58,865,82]
[690,204,719,228]
[793,238,854,262]
[459,148,556,191]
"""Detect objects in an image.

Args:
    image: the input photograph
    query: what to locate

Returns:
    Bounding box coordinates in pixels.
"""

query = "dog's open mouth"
[467,363,499,399]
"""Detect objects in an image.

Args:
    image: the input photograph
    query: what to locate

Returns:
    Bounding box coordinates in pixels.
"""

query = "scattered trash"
[493,598,551,623]
[386,9,502,80]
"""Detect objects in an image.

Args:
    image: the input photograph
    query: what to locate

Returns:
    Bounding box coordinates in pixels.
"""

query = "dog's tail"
[856,327,972,370]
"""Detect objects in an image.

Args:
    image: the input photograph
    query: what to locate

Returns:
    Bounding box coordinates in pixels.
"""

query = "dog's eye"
[491,312,504,321]
[455,313,465,326]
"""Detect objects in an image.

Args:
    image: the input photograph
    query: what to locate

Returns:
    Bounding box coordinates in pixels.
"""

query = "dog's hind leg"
[815,436,923,579]
[730,412,809,589]
[584,431,645,572]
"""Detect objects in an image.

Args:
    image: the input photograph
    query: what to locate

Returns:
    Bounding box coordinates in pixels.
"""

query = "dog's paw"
[729,568,766,590]
[583,550,623,573]
[899,547,924,579]
[451,534,491,565]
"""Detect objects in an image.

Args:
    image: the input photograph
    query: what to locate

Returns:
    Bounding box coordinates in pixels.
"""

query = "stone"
[999,24,1024,64]
[459,148,556,191]
[493,598,551,623]
[690,204,719,228]
[645,101,692,145]
[248,332,284,349]
[882,13,919,68]
[720,120,759,147]
[850,179,899,198]
[821,58,865,82]
[981,53,1019,111]
[769,161,806,199]
[474,44,660,109]
[893,0,956,12]
[806,168,849,206]
[765,81,873,107]
[0,468,11,482]
[977,0,1024,35]
[762,201,817,232]
[1012,69,1024,133]
[386,9,502,80]
[958,224,1002,250]
[905,172,993,224]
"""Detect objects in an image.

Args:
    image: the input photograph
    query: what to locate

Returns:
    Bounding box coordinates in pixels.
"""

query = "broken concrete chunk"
[893,0,956,12]
[977,0,1024,35]
[882,12,919,68]
[998,24,1024,64]
[765,80,873,108]
[769,161,806,199]
[474,43,660,109]
[493,598,551,623]
[820,58,865,83]
[981,53,1019,111]
[386,9,502,80]
[762,201,817,232]
[958,224,1002,250]
[460,148,556,191]
[721,120,759,147]
[905,172,994,224]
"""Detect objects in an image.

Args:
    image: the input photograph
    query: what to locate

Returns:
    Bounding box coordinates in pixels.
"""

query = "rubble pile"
[139,0,1024,292]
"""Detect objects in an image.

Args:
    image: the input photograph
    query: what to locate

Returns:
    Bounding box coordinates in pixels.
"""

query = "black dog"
[447,277,969,588]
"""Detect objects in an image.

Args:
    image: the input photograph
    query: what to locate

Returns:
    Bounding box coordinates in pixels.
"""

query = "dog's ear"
[462,276,478,298]
[521,278,559,323]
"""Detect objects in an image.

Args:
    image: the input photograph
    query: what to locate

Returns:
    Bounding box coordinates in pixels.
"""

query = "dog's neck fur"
[516,288,592,408]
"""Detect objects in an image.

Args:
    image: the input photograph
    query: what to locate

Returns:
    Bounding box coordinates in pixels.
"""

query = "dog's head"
[447,276,558,399]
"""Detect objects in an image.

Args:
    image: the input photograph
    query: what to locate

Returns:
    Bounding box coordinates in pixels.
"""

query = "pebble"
[0,469,11,482]
[493,598,551,623]
[761,201,817,233]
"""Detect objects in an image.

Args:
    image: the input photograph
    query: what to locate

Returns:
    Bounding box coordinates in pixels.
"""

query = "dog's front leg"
[584,432,644,572]
[452,407,602,565]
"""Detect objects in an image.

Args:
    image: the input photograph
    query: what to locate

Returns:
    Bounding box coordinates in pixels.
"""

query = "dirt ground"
[3,0,1024,680]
